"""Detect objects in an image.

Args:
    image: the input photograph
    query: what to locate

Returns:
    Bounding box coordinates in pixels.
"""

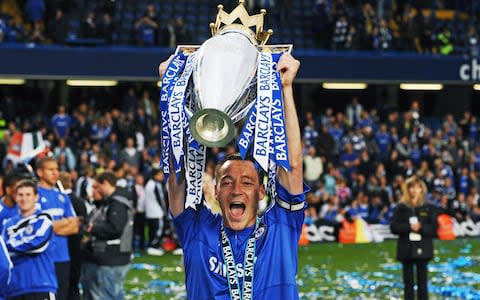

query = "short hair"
[58,172,72,190]
[15,179,38,194]
[150,168,162,178]
[214,153,264,184]
[36,157,57,170]
[96,171,117,187]
[2,172,23,191]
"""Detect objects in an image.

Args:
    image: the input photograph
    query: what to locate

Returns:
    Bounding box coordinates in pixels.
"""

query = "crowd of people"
[302,97,480,227]
[0,0,479,55]
[312,0,480,55]
[0,0,192,47]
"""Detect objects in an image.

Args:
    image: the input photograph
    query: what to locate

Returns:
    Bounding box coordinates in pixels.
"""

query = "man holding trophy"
[159,1,307,299]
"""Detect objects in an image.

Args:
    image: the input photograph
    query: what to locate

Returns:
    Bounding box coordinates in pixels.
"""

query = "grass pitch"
[125,239,480,299]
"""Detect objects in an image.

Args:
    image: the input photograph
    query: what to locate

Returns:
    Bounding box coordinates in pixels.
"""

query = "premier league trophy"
[160,0,292,207]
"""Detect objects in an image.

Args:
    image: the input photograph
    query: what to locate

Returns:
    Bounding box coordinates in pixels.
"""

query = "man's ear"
[259,184,266,200]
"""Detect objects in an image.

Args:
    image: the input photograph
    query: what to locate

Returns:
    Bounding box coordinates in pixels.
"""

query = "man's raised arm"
[276,53,303,195]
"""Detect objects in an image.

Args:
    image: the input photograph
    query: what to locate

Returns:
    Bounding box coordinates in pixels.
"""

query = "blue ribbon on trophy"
[159,0,293,209]
[159,54,187,181]
[169,53,196,179]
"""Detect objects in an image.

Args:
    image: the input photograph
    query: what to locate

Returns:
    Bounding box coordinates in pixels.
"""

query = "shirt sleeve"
[264,180,309,231]
[0,236,12,291]
[63,193,76,218]
[5,213,53,254]
[91,201,127,240]
[172,205,215,250]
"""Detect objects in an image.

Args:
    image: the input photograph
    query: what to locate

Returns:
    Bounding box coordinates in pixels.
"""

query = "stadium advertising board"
[306,215,480,244]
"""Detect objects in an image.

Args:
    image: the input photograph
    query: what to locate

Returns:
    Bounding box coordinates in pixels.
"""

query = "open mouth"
[229,203,246,219]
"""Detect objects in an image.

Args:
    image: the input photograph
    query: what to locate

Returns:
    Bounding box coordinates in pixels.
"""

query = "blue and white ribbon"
[270,54,290,171]
[253,53,273,172]
[238,106,256,159]
[185,143,206,208]
[236,52,291,200]
[159,54,187,180]
[169,53,196,179]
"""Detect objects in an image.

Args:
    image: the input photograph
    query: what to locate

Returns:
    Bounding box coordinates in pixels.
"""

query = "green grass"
[125,239,480,299]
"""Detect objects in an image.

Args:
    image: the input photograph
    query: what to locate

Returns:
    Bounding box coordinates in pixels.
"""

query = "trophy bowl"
[188,29,259,147]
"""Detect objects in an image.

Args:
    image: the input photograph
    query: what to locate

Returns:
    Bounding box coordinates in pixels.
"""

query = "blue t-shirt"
[2,211,57,298]
[0,199,17,234]
[0,236,13,300]
[38,186,75,262]
[51,113,71,138]
[173,180,307,300]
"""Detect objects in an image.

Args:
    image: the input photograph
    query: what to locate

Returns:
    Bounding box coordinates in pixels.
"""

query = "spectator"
[120,137,140,168]
[53,138,76,171]
[138,90,156,128]
[340,143,360,179]
[0,17,5,43]
[134,4,159,46]
[437,26,454,55]
[25,0,46,27]
[27,21,45,44]
[81,11,97,38]
[396,135,412,161]
[303,119,319,147]
[52,105,72,140]
[332,15,348,50]
[133,174,146,250]
[346,97,363,127]
[75,165,95,205]
[103,132,121,163]
[144,168,168,256]
[304,146,323,190]
[174,16,191,45]
[97,13,114,44]
[47,8,68,44]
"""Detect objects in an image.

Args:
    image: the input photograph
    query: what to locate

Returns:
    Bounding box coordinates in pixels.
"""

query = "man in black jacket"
[81,171,133,300]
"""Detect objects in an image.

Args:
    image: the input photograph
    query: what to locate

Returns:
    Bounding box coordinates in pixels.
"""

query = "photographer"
[81,172,133,300]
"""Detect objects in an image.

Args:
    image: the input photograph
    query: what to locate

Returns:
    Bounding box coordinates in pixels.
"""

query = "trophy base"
[189,109,236,148]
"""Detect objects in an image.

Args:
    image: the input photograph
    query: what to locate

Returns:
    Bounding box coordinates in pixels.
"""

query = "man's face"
[92,182,103,201]
[95,180,113,198]
[215,160,265,231]
[15,186,38,214]
[38,161,59,187]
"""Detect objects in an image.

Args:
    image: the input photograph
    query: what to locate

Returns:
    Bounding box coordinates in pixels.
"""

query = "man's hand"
[158,55,174,80]
[53,217,83,236]
[411,222,421,232]
[277,52,300,88]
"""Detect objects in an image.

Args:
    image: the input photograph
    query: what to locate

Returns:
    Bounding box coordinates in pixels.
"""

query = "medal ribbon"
[220,218,259,300]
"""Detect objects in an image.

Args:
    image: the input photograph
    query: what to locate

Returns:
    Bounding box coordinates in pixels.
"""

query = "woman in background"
[390,176,437,300]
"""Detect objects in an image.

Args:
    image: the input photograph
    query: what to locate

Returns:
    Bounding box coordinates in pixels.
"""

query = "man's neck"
[104,188,115,198]
[21,208,36,218]
[39,181,55,190]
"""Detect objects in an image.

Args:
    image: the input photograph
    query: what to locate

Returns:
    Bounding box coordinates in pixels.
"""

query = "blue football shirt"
[173,180,307,300]
[38,186,75,262]
[0,199,17,234]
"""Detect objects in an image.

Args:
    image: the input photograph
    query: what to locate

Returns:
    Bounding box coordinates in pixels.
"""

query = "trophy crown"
[209,1,273,46]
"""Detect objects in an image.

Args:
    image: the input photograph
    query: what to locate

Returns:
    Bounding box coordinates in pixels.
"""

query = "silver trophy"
[176,1,292,147]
